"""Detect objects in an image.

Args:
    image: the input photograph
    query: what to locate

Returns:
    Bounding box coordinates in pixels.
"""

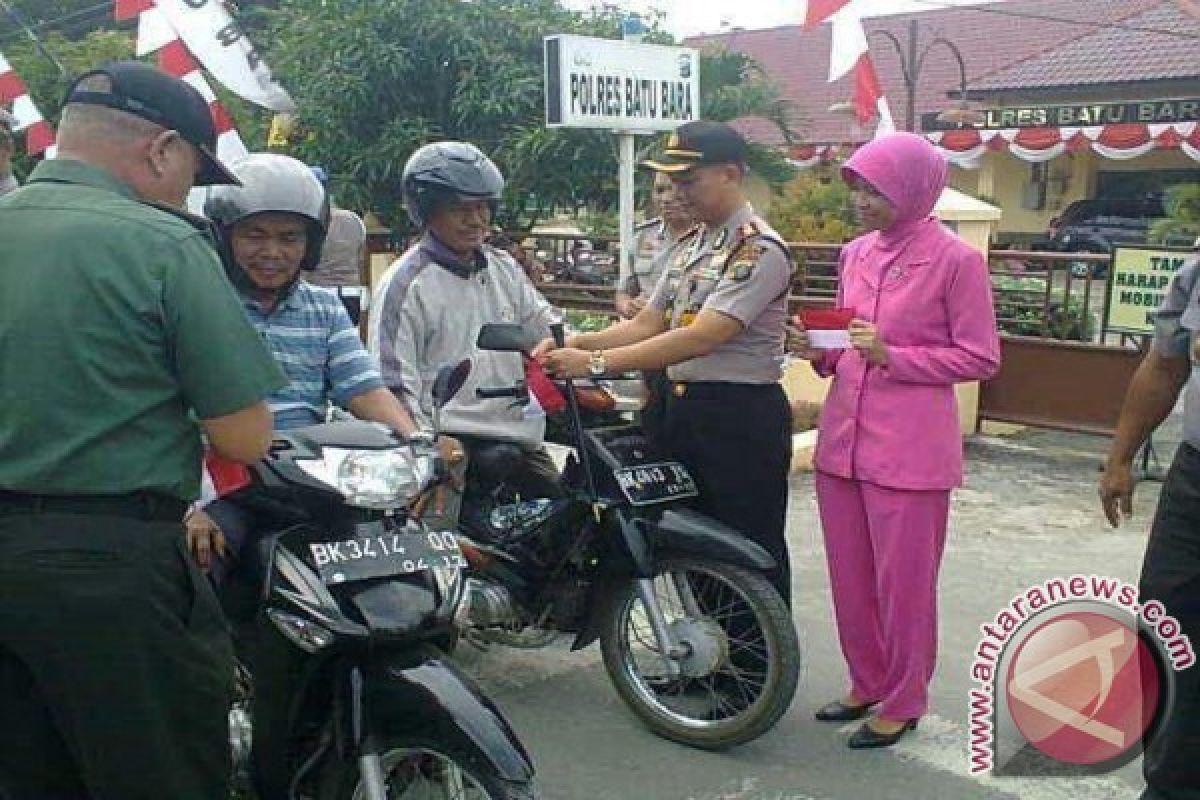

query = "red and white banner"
[116,0,293,113]
[0,49,55,157]
[927,122,1200,168]
[115,0,250,166]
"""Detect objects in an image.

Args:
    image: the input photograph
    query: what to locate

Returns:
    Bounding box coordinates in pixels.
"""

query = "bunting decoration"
[0,49,55,157]
[114,0,299,166]
[928,122,1200,169]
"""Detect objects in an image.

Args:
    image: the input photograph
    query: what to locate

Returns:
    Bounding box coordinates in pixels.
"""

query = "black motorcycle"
[216,362,536,800]
[456,323,800,750]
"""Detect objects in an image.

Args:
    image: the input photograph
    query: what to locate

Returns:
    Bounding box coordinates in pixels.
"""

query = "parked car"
[1044,194,1192,278]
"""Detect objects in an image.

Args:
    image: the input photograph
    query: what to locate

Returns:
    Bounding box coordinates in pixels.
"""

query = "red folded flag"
[203,452,252,499]
[797,308,855,330]
[524,356,567,414]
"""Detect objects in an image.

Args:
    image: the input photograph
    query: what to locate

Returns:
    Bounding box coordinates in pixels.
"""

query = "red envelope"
[797,308,855,330]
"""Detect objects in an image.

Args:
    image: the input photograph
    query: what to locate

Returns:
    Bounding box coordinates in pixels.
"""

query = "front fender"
[652,507,776,570]
[365,651,534,783]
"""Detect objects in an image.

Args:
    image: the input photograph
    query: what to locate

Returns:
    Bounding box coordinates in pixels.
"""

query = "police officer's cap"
[65,61,240,187]
[641,121,748,174]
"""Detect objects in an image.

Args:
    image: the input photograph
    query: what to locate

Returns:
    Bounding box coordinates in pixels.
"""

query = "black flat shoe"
[847,718,918,749]
[814,699,874,722]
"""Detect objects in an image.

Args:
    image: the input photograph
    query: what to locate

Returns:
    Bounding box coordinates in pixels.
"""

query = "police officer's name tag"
[309,524,466,585]
[614,461,699,506]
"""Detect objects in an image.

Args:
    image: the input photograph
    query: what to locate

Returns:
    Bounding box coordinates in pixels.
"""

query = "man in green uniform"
[0,62,284,799]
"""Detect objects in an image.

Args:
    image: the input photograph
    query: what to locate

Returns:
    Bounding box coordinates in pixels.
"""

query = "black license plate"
[309,526,466,585]
[613,461,698,507]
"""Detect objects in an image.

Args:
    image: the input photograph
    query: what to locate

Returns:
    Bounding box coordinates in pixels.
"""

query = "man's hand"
[541,347,592,379]
[1099,461,1137,528]
[615,293,646,320]
[437,435,466,471]
[185,508,227,573]
[849,319,889,366]
[531,337,558,361]
[785,320,820,361]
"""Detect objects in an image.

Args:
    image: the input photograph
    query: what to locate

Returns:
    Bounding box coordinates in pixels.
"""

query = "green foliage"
[1150,183,1200,245]
[769,166,859,243]
[565,309,614,333]
[4,29,135,178]
[991,274,1098,341]
[2,0,800,230]
[257,0,798,230]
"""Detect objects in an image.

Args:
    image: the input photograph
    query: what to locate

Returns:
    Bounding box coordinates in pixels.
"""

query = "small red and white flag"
[800,0,854,28]
[0,49,55,156]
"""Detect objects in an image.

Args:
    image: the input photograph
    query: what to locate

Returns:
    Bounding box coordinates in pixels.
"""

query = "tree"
[770,165,859,243]
[256,0,798,230]
[1150,183,1200,246]
[4,29,135,178]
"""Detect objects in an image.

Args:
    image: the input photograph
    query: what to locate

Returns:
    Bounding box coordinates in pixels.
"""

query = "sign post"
[544,33,700,291]
[1105,246,1194,480]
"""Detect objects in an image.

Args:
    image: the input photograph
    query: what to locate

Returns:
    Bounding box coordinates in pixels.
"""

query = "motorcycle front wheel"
[600,556,800,750]
[322,740,536,800]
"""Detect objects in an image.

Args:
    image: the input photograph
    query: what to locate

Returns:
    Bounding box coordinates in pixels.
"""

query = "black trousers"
[1140,442,1200,800]
[0,508,234,800]
[660,381,793,606]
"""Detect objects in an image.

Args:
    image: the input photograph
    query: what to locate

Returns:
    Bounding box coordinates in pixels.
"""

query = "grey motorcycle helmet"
[204,153,331,279]
[401,141,504,228]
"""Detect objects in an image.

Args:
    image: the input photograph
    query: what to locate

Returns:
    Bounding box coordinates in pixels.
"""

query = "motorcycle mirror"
[432,359,471,408]
[476,323,541,355]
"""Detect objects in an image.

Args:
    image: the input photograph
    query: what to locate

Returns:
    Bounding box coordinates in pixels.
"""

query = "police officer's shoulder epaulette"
[634,217,662,232]
[722,221,789,282]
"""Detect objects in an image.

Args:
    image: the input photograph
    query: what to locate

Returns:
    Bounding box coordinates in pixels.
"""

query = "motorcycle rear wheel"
[322,739,536,800]
[600,556,799,750]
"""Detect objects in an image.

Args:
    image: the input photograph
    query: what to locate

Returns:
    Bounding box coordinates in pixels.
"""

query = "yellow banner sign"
[1107,247,1193,335]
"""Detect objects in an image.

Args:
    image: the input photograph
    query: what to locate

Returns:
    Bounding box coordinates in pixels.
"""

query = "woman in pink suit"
[790,132,1001,748]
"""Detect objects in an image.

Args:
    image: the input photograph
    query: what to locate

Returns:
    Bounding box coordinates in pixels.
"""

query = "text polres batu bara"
[568,74,695,122]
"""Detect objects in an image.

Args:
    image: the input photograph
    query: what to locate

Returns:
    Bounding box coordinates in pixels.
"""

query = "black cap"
[641,120,749,174]
[65,61,239,186]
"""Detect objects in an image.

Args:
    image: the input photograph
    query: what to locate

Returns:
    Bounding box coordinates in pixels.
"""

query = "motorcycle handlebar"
[476,384,527,400]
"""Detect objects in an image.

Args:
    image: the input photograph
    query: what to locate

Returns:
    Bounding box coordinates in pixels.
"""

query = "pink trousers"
[815,471,951,720]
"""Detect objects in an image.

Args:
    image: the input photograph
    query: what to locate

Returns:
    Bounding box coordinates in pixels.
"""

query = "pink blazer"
[813,220,1001,490]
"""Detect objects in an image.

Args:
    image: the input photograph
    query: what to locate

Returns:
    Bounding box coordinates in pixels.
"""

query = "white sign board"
[544,35,699,131]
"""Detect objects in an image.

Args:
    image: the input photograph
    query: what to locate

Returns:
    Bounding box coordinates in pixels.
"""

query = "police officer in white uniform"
[539,121,795,603]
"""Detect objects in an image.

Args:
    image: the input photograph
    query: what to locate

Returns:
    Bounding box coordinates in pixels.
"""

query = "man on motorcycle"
[369,141,563,524]
[188,153,426,575]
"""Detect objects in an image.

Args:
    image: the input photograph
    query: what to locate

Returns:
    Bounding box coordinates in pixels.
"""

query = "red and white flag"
[0,49,55,156]
[815,1,895,135]
[800,0,854,28]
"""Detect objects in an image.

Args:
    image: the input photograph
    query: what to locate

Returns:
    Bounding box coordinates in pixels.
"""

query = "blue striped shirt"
[241,281,383,429]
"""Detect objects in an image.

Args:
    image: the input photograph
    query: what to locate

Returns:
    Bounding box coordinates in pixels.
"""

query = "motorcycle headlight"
[296,448,435,509]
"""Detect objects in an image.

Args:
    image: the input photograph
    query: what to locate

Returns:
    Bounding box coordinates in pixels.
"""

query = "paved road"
[456,425,1176,800]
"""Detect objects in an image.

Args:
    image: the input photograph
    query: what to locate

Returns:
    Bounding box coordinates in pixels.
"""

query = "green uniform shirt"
[0,160,286,501]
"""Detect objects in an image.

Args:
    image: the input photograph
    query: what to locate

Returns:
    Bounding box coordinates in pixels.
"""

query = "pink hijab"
[842,132,948,251]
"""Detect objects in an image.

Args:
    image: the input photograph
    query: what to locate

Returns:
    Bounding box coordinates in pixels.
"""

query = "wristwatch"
[587,350,607,377]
